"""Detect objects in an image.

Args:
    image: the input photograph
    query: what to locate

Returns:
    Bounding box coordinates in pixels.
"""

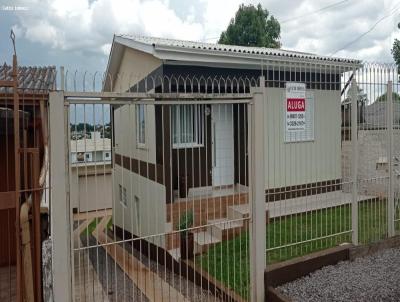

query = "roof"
[0,64,56,93]
[114,35,361,65]
[104,34,361,91]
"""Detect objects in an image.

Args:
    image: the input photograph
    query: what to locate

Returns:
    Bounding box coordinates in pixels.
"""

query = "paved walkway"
[93,216,188,302]
[73,218,109,302]
[230,191,376,218]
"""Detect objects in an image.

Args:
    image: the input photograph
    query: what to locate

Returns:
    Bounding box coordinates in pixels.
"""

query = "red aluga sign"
[287,98,305,112]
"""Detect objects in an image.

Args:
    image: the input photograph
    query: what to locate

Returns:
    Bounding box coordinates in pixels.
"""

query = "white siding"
[114,104,156,164]
[265,88,341,188]
[113,165,166,247]
[70,167,112,212]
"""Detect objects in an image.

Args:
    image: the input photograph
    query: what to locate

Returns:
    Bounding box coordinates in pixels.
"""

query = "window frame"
[136,104,146,148]
[172,104,204,149]
[119,185,127,208]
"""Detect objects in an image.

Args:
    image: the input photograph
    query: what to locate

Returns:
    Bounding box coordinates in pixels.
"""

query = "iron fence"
[0,59,52,302]
[46,61,400,302]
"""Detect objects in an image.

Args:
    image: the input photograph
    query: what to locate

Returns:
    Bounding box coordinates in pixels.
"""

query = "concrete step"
[194,231,221,254]
[207,218,244,241]
[227,204,249,220]
[168,248,180,261]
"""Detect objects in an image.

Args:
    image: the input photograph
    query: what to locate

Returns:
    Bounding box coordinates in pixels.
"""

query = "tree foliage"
[375,92,400,103]
[392,39,400,67]
[218,3,280,48]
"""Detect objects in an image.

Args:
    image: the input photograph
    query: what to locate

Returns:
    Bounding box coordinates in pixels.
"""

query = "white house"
[104,35,362,253]
[70,131,112,213]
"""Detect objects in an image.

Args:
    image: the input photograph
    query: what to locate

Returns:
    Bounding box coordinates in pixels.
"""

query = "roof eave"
[153,44,362,70]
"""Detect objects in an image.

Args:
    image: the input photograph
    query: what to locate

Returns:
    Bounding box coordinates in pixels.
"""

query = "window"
[119,185,127,207]
[136,104,146,146]
[122,188,127,207]
[104,152,111,161]
[134,196,140,231]
[76,152,85,162]
[172,104,204,148]
[84,153,92,162]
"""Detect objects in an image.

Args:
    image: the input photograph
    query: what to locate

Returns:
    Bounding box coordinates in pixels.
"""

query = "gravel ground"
[81,234,149,302]
[277,247,400,302]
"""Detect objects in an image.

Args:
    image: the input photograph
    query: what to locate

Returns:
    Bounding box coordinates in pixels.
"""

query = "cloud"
[3,0,400,72]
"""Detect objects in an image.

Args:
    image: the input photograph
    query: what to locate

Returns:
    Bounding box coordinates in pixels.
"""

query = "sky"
[0,0,399,78]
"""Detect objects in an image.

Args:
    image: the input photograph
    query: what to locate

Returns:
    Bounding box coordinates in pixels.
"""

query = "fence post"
[249,76,266,301]
[387,80,395,237]
[351,78,359,245]
[49,90,72,302]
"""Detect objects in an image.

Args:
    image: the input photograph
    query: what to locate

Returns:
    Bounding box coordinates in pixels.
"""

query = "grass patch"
[196,198,400,299]
[107,217,113,230]
[81,218,99,236]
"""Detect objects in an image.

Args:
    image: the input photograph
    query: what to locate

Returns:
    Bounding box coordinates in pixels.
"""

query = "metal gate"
[49,73,266,302]
[48,61,400,301]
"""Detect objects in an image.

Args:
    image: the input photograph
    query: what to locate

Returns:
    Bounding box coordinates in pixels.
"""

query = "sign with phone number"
[286,83,306,132]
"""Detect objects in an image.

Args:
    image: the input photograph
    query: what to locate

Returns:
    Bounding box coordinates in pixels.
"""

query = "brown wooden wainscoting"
[114,153,164,184]
[265,179,342,202]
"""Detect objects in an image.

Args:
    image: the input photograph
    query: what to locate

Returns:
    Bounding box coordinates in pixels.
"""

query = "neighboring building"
[70,131,112,163]
[70,132,112,213]
[104,35,360,251]
[0,63,55,299]
[364,101,400,128]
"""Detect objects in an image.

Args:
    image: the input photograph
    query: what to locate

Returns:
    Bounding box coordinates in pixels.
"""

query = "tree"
[218,3,280,48]
[392,39,400,67]
[375,92,400,103]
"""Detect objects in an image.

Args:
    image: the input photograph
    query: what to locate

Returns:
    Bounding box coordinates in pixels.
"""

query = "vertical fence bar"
[387,80,395,237]
[249,76,266,301]
[49,90,72,302]
[351,77,359,245]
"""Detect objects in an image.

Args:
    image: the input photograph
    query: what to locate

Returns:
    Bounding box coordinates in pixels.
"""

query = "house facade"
[70,131,112,213]
[104,35,360,249]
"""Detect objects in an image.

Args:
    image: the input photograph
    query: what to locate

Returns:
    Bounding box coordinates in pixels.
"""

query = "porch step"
[168,248,181,261]
[227,204,249,220]
[207,218,244,241]
[194,231,221,254]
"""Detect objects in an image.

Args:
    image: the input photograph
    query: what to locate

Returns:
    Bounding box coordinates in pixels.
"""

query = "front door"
[212,104,234,187]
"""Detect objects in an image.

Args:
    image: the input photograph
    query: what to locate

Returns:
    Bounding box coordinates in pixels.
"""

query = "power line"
[330,4,400,55]
[203,0,350,42]
[280,0,349,24]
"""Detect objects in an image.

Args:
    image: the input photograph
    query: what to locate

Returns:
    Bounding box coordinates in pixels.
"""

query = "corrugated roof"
[116,35,361,65]
[0,63,56,93]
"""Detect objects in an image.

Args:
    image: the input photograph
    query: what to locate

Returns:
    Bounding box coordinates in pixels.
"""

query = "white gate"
[49,73,266,302]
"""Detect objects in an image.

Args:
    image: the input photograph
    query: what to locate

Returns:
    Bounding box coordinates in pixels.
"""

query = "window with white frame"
[136,104,146,146]
[119,185,127,207]
[85,152,92,162]
[134,195,140,231]
[172,104,204,148]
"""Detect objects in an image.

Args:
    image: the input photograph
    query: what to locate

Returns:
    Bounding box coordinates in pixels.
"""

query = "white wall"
[114,103,157,164]
[264,88,342,189]
[112,47,162,92]
[111,45,166,247]
[342,129,400,196]
[70,166,112,212]
[113,164,166,247]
